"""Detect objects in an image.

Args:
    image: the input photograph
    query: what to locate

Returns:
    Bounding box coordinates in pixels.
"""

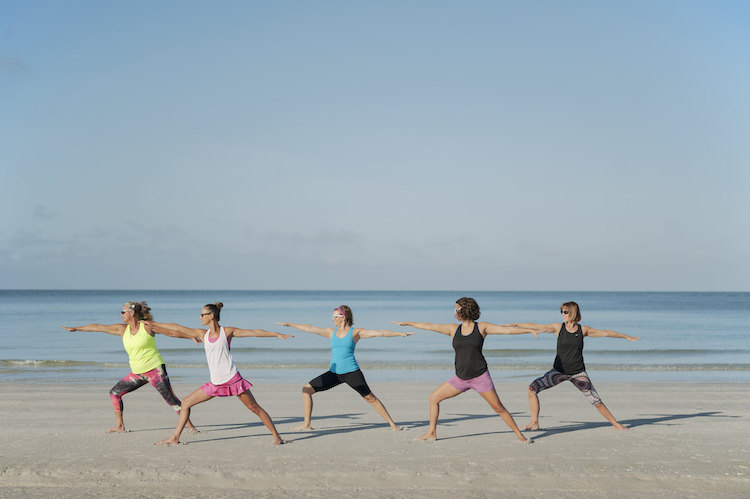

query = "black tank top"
[553,323,585,375]
[452,323,488,380]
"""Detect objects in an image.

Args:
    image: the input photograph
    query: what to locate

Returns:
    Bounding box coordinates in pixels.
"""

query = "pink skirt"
[201,372,253,397]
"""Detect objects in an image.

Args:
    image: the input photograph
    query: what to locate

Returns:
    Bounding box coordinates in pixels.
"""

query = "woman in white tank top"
[149,302,293,446]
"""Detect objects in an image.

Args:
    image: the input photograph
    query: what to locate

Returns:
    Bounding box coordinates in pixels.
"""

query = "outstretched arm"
[226,327,294,340]
[356,329,415,339]
[61,324,124,336]
[481,323,539,336]
[148,322,204,341]
[502,322,559,333]
[392,321,455,336]
[582,325,640,341]
[276,322,332,338]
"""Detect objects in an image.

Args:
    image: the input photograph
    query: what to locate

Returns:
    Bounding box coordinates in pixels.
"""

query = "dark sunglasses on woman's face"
[560,310,569,315]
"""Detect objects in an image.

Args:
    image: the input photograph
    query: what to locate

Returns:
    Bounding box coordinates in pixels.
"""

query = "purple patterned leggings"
[529,369,602,405]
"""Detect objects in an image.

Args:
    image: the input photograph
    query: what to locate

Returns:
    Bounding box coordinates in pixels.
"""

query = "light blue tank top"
[329,327,360,374]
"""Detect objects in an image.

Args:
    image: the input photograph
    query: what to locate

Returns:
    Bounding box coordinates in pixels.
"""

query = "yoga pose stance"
[277,305,413,431]
[150,302,291,445]
[506,301,640,431]
[62,301,198,433]
[394,297,536,443]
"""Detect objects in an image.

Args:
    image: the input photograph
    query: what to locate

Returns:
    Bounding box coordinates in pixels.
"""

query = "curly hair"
[455,297,480,321]
[123,301,153,321]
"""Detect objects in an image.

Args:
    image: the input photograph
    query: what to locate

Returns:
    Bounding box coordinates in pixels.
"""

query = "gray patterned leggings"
[529,369,602,405]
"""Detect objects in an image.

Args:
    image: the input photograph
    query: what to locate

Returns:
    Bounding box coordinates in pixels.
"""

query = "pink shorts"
[201,372,253,397]
[447,370,495,393]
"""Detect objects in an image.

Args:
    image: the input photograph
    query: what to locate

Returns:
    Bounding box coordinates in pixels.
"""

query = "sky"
[1,1,748,291]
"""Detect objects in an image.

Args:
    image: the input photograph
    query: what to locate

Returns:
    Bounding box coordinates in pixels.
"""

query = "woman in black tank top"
[394,297,538,443]
[507,301,640,431]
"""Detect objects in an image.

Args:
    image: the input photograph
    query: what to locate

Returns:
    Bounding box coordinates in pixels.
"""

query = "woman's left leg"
[362,393,400,430]
[145,364,198,432]
[478,388,529,443]
[343,370,400,431]
[237,390,284,444]
[570,372,628,430]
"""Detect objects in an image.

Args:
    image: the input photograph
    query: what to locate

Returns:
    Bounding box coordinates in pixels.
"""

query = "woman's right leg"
[416,382,462,441]
[525,387,542,431]
[156,387,212,445]
[294,371,341,430]
[108,373,148,432]
[524,370,565,430]
[293,384,317,430]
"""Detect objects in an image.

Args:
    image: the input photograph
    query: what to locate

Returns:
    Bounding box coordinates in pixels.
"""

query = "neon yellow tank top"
[122,322,165,374]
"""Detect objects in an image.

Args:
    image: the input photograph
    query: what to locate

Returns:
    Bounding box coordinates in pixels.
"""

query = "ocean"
[1,290,748,385]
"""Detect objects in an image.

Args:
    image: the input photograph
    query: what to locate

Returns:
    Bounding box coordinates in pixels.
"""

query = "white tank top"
[203,327,238,385]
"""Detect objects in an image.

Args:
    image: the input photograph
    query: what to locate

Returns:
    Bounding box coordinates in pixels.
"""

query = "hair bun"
[215,302,224,310]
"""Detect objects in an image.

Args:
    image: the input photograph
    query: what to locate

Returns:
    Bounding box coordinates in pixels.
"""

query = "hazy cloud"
[32,204,54,220]
[0,54,31,79]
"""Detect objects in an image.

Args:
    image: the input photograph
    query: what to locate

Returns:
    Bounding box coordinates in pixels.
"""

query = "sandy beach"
[1,380,748,498]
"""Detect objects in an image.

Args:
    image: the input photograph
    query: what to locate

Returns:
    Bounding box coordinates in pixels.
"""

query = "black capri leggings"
[308,369,372,397]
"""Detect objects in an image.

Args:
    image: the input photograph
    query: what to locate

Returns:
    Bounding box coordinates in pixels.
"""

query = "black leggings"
[309,369,372,397]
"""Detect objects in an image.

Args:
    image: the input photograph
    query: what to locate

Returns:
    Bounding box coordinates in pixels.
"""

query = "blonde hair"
[203,302,224,321]
[124,301,153,321]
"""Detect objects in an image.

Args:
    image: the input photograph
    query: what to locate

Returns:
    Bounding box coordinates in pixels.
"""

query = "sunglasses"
[200,313,212,317]
[332,314,344,319]
[560,310,569,315]
[120,310,129,314]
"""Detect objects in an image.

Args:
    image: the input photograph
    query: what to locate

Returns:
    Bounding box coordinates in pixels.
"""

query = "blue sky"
[1,1,748,290]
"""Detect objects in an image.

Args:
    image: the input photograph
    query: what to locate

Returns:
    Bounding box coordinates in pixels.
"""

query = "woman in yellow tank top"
[62,301,198,434]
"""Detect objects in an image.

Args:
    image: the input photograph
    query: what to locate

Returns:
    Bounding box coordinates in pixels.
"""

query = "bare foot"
[187,427,200,435]
[155,437,180,446]
[613,423,629,431]
[415,432,436,442]
[273,437,284,445]
[389,425,403,431]
[521,438,533,445]
[523,422,540,431]
[293,424,312,431]
[107,425,127,433]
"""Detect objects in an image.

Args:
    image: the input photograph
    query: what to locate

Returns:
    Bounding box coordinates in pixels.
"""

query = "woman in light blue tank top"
[278,305,413,431]
[329,325,359,374]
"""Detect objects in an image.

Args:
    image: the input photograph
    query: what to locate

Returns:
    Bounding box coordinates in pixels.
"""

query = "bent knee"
[428,392,443,404]
[302,384,315,395]
[180,400,197,411]
[363,393,377,403]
